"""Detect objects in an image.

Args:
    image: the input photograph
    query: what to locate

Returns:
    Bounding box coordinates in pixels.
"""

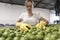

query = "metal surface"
[0,0,55,9]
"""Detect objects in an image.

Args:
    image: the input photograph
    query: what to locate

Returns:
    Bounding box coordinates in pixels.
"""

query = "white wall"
[0,3,50,24]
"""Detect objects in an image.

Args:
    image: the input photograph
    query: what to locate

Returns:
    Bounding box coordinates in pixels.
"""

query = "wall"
[0,3,50,24]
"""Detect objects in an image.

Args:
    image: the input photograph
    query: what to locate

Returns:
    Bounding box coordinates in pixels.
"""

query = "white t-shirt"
[17,13,41,25]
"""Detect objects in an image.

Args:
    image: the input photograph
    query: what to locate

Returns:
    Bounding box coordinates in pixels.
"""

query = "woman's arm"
[39,17,49,25]
[17,18,23,22]
[15,18,23,25]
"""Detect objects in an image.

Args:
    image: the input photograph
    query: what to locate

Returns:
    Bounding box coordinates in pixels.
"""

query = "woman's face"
[26,2,32,12]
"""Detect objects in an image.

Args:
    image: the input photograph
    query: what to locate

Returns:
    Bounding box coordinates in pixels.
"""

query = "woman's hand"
[39,17,49,25]
[17,18,23,22]
[15,18,23,26]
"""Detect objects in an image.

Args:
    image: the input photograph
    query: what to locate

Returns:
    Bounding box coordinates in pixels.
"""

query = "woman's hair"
[25,0,34,7]
[25,0,32,3]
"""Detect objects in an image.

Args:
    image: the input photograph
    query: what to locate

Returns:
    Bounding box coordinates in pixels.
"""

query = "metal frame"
[0,0,55,9]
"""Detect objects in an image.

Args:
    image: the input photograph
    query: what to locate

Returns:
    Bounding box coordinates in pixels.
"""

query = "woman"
[16,0,49,26]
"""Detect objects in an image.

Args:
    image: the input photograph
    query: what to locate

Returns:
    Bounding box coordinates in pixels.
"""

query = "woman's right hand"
[15,18,23,26]
[17,18,23,22]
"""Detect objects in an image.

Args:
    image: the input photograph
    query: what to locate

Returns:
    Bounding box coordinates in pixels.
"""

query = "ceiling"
[0,0,56,9]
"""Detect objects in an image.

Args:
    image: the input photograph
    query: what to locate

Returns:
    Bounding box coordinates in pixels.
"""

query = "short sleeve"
[17,13,24,21]
[18,13,24,18]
